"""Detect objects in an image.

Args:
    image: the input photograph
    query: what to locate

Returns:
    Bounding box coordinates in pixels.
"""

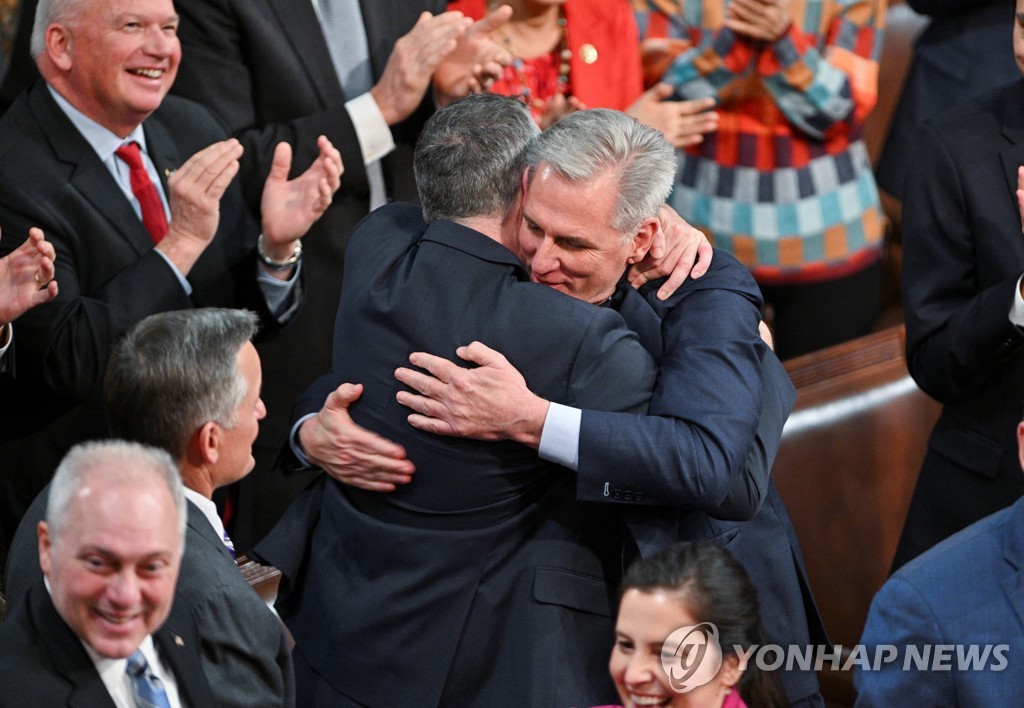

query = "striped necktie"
[126,649,171,708]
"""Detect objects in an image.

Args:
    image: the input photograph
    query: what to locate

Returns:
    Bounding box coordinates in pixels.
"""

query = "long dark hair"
[620,541,788,707]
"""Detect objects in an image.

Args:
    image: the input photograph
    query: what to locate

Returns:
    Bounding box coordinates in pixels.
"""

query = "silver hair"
[414,93,539,222]
[31,0,89,59]
[524,108,676,237]
[104,308,259,460]
[46,440,188,546]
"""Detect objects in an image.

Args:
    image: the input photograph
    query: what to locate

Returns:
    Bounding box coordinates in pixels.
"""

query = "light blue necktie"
[126,649,172,708]
[318,0,374,99]
[316,0,387,209]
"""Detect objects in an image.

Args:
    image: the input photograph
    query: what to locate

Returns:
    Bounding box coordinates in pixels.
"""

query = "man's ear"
[194,421,220,468]
[628,218,658,263]
[38,521,53,577]
[46,24,73,72]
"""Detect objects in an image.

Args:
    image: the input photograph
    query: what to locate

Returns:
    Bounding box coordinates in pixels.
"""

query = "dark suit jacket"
[0,80,276,586]
[169,0,446,546]
[856,496,1024,705]
[597,268,825,705]
[895,79,1024,569]
[0,578,216,707]
[875,0,1019,199]
[4,490,295,707]
[258,202,657,707]
[179,502,295,708]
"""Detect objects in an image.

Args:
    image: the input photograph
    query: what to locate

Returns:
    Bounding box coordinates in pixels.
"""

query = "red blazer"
[448,0,644,111]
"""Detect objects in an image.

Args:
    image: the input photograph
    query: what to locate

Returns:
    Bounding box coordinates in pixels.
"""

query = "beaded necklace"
[492,5,572,121]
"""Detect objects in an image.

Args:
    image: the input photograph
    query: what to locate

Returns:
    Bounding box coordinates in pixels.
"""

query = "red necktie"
[115,141,168,244]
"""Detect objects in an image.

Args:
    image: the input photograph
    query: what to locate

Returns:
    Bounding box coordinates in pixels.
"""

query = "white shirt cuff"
[345,92,396,164]
[1010,275,1024,327]
[538,402,581,471]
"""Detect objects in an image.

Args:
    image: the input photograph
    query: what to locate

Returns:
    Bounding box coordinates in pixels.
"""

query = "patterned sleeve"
[634,0,884,140]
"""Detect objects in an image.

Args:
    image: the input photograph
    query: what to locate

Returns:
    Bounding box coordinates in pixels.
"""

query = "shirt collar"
[47,83,149,162]
[183,487,228,542]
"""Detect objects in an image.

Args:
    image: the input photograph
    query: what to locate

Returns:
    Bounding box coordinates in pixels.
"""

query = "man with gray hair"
[5,308,295,707]
[0,440,216,706]
[0,0,342,568]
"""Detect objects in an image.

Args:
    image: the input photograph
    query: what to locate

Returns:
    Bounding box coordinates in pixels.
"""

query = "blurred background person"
[606,541,787,708]
[874,0,1018,208]
[892,0,1024,571]
[446,0,720,147]
[636,0,887,360]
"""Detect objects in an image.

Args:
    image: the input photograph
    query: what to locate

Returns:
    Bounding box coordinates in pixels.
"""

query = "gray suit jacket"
[179,502,295,707]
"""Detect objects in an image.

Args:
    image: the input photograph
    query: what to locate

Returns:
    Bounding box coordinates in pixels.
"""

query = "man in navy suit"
[383,109,826,706]
[0,440,216,707]
[855,413,1024,705]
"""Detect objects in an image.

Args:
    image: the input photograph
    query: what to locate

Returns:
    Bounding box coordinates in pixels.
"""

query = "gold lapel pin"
[174,634,185,648]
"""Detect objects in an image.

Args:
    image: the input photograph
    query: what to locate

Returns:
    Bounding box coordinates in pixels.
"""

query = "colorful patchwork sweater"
[635,0,885,285]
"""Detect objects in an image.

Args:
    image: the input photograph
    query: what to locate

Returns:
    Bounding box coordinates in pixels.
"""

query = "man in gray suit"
[5,308,294,707]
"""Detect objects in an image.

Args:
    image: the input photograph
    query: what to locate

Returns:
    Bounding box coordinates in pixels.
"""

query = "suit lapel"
[27,83,153,257]
[186,500,236,563]
[999,499,1024,634]
[26,583,117,708]
[267,0,346,106]
[142,113,183,202]
[997,81,1024,199]
[153,620,216,707]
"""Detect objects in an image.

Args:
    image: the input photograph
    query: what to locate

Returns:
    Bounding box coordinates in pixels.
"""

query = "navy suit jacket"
[0,579,216,707]
[258,203,656,707]
[606,270,825,705]
[856,496,1024,705]
[895,80,1024,569]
